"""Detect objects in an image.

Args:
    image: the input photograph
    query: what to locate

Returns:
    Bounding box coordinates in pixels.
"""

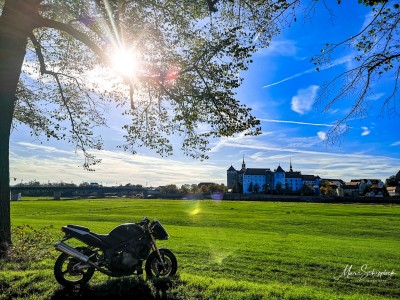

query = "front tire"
[145,248,177,278]
[54,251,95,287]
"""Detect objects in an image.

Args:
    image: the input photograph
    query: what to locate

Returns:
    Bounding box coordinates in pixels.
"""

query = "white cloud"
[361,127,371,136]
[257,39,298,57]
[391,141,400,146]
[317,131,326,141]
[10,146,225,186]
[291,85,320,115]
[208,137,400,181]
[10,130,400,186]
[367,93,385,101]
[16,142,72,154]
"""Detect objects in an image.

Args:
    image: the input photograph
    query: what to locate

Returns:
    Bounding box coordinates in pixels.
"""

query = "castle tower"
[227,165,238,190]
[274,164,285,189]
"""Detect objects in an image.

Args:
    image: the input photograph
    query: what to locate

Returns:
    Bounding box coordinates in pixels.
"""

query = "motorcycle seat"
[91,232,110,243]
[67,224,90,232]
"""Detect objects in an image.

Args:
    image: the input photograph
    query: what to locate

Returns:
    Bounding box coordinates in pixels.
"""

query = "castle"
[227,158,321,194]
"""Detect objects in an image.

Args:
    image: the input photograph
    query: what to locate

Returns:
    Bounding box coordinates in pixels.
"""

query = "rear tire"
[54,250,95,287]
[145,248,177,279]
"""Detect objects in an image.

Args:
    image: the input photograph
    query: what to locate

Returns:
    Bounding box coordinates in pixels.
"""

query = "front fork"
[149,233,166,267]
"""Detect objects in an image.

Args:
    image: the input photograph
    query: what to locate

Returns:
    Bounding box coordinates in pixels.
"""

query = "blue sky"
[10,2,400,186]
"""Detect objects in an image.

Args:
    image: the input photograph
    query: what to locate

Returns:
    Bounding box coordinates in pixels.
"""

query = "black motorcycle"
[54,217,177,286]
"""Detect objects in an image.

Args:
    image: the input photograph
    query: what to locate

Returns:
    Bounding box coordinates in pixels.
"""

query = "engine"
[110,250,138,272]
[109,241,151,272]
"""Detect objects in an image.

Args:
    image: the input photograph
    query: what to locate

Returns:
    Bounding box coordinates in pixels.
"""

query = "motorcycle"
[53,217,177,286]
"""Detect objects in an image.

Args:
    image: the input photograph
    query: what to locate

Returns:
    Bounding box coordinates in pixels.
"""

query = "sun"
[111,48,139,78]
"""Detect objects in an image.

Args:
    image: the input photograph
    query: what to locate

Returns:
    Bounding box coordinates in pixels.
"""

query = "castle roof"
[285,171,302,178]
[275,165,284,173]
[227,165,236,172]
[302,175,320,181]
[244,168,271,175]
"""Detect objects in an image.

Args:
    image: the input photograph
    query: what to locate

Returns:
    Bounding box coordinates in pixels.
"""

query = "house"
[387,186,400,197]
[338,179,385,197]
[338,182,360,197]
[351,179,384,195]
[302,175,321,187]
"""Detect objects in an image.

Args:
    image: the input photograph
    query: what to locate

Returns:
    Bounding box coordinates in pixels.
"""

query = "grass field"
[1,198,399,299]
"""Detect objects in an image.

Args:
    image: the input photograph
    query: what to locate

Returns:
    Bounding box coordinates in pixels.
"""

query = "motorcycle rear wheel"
[54,252,95,286]
[145,248,177,278]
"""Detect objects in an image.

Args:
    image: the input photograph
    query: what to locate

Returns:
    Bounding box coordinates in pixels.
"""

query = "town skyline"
[9,146,399,187]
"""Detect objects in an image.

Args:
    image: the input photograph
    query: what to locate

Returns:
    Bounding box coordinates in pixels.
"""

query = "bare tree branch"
[29,32,102,169]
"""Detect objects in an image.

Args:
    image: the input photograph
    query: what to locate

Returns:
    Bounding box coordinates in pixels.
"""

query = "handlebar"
[138,216,150,226]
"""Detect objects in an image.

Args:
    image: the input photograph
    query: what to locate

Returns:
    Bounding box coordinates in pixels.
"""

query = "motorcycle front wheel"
[54,252,95,286]
[145,248,177,278]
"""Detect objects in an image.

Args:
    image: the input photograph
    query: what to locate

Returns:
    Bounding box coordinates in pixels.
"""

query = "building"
[227,157,246,193]
[337,182,359,197]
[387,186,400,197]
[243,168,274,193]
[227,158,320,194]
[301,174,321,188]
[337,179,385,197]
[274,165,286,189]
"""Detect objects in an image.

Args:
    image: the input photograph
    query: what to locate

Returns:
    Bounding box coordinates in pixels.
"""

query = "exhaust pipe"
[55,242,90,263]
[55,242,116,276]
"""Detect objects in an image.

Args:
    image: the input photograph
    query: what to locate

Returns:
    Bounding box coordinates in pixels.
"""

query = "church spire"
[289,158,293,172]
[241,155,246,171]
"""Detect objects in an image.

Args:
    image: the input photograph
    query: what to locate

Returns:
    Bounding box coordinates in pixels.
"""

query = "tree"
[199,185,208,194]
[179,184,191,194]
[385,175,398,187]
[190,184,198,194]
[204,182,226,194]
[0,0,289,256]
[0,1,398,256]
[300,184,314,196]
[263,183,272,194]
[284,183,291,194]
[160,184,178,194]
[248,182,253,194]
[313,0,400,143]
[319,181,334,196]
[275,182,283,195]
[253,183,260,194]
[232,181,242,194]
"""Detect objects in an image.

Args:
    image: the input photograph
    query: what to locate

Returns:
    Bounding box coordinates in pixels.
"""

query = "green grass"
[1,198,399,299]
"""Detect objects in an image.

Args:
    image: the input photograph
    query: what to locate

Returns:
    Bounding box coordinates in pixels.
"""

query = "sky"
[9,2,400,187]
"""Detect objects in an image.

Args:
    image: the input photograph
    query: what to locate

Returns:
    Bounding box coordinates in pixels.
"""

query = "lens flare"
[189,207,201,216]
[210,250,232,265]
[111,48,139,78]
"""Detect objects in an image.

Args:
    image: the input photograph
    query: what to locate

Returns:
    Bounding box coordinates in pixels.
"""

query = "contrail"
[260,119,333,127]
[263,55,352,88]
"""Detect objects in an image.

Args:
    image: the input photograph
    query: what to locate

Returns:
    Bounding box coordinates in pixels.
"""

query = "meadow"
[1,198,399,299]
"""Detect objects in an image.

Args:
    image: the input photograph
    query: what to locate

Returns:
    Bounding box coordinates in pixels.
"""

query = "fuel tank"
[107,223,144,243]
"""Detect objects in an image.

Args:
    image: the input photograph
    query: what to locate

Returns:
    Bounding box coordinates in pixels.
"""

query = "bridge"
[9,185,160,200]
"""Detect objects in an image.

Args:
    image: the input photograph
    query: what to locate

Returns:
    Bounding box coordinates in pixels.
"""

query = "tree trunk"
[0,0,41,258]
